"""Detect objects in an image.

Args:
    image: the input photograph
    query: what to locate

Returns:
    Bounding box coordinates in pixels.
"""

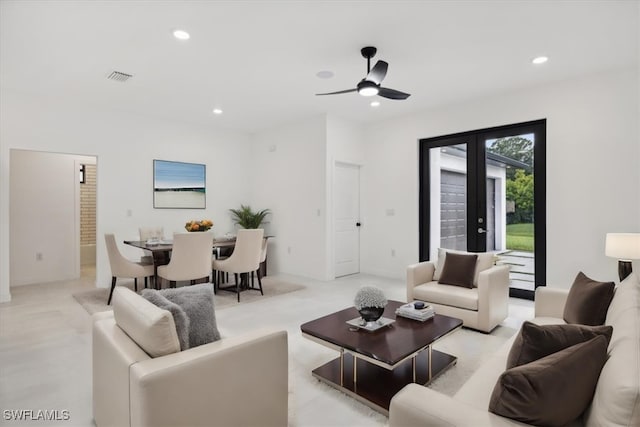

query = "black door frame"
[418,119,546,300]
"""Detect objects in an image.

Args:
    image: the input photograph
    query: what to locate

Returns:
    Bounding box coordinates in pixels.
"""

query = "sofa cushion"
[489,335,608,427]
[433,248,494,287]
[584,272,640,427]
[506,321,613,369]
[413,281,478,311]
[141,290,190,351]
[563,271,614,325]
[438,252,477,288]
[150,283,221,347]
[112,287,181,358]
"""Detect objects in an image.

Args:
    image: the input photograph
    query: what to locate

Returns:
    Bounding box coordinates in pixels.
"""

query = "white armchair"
[92,287,288,427]
[406,251,510,333]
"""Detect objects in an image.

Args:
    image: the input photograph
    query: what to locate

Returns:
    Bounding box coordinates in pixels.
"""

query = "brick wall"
[80,164,96,245]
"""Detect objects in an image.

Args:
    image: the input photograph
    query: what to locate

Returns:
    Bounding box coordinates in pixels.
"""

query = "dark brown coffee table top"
[301,300,463,366]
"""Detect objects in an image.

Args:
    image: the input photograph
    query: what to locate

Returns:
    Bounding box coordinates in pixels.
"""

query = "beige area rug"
[72,277,306,315]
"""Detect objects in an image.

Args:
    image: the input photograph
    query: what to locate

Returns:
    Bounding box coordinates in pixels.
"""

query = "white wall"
[0,90,252,300]
[361,67,640,286]
[249,115,328,280]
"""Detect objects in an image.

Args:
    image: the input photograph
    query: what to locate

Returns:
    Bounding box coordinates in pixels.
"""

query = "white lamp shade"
[605,233,640,260]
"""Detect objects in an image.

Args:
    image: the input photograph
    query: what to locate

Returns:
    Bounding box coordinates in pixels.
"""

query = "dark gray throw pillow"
[438,252,478,288]
[141,290,190,351]
[141,283,220,349]
[506,321,613,369]
[489,335,608,427]
[155,283,221,347]
[563,272,615,325]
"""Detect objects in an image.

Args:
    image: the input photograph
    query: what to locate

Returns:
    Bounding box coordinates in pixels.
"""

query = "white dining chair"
[104,233,155,304]
[212,229,264,302]
[157,232,214,288]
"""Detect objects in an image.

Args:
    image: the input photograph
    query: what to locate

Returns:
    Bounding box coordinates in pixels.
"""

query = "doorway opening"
[9,150,97,286]
[419,120,546,300]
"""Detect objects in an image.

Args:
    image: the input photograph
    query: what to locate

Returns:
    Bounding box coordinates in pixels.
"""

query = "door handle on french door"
[356,222,361,227]
[478,228,486,234]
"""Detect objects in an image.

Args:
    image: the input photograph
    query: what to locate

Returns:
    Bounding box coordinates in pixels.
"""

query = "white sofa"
[390,273,640,427]
[407,253,510,333]
[92,287,288,427]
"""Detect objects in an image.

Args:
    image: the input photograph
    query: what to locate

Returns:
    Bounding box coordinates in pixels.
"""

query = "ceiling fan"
[316,46,411,100]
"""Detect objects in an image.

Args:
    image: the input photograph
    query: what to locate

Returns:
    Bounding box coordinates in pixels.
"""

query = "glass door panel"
[436,144,468,251]
[484,133,535,293]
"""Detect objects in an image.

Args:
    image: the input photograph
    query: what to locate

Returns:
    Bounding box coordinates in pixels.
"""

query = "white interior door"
[334,163,360,277]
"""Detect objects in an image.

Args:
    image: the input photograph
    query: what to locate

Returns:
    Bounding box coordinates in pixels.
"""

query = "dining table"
[123,238,241,289]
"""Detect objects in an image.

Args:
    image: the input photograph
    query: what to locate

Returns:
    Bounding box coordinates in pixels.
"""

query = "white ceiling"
[1,1,638,133]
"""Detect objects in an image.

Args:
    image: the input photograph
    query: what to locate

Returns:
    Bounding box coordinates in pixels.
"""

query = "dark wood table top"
[301,300,463,366]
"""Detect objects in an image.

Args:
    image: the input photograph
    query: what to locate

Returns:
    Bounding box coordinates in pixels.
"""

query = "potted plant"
[229,205,270,229]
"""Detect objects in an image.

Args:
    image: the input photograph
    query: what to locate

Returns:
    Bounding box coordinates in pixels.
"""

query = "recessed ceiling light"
[173,29,190,40]
[212,108,223,115]
[370,101,380,107]
[316,70,334,79]
[532,56,548,65]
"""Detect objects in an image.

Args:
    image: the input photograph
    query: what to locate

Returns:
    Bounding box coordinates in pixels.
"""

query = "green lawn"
[506,223,534,252]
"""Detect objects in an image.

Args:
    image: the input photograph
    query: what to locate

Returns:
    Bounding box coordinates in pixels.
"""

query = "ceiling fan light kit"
[357,80,379,97]
[316,46,411,100]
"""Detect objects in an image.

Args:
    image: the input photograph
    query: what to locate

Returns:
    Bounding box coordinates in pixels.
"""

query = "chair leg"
[235,273,240,302]
[107,277,117,305]
[170,280,176,288]
[256,269,264,295]
[251,271,255,288]
[134,278,138,292]
[144,277,148,289]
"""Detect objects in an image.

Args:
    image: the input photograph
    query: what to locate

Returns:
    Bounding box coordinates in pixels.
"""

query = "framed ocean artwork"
[153,160,206,209]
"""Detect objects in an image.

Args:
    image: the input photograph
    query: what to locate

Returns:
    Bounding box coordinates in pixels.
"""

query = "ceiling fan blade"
[315,88,357,96]
[366,60,388,85]
[378,87,411,100]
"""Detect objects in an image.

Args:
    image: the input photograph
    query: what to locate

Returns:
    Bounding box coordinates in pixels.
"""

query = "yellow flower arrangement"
[185,219,213,232]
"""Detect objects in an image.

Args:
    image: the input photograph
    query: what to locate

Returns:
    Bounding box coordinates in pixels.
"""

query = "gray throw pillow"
[506,321,613,369]
[438,252,478,288]
[141,290,190,351]
[489,335,608,427]
[563,272,615,325]
[155,283,221,347]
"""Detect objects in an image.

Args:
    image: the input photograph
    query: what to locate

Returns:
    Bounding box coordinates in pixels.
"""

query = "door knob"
[478,227,486,234]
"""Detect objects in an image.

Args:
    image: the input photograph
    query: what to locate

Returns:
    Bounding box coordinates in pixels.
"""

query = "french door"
[419,120,546,299]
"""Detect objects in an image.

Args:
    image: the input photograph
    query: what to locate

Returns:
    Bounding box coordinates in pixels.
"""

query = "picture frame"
[153,159,206,209]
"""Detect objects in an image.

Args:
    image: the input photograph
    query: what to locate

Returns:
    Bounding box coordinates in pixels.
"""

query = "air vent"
[107,71,133,82]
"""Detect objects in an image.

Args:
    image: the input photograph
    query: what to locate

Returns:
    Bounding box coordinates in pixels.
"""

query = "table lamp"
[605,233,640,281]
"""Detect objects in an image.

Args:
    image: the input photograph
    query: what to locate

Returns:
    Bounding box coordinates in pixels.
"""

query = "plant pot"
[358,306,385,322]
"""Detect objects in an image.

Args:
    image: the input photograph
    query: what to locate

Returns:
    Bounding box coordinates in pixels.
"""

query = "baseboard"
[0,290,11,303]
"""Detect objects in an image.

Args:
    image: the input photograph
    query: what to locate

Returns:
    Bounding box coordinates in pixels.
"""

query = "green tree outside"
[506,169,534,223]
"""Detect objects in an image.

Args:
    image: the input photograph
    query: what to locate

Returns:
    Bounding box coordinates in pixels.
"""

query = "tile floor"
[0,269,534,426]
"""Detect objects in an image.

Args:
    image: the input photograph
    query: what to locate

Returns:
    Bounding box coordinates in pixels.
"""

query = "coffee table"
[300,300,463,414]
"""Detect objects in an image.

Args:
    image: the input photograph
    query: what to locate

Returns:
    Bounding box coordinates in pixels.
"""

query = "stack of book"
[395,302,435,322]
